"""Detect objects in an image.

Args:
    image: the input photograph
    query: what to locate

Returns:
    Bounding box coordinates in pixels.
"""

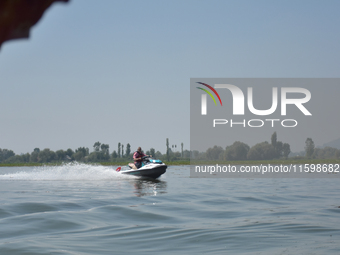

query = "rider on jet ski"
[133,147,152,169]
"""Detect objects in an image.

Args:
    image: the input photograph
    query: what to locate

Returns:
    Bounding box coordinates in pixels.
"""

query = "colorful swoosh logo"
[196,82,223,106]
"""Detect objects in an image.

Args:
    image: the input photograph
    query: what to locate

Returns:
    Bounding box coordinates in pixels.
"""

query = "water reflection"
[130,179,167,197]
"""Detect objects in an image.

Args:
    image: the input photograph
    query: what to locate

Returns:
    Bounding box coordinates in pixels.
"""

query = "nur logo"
[197,82,312,116]
[196,82,223,115]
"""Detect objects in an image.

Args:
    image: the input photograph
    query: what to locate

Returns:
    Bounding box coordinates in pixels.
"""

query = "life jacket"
[133,151,144,162]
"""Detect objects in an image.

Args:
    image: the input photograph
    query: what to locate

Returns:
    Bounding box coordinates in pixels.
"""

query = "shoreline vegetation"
[1,159,339,167]
[1,134,340,167]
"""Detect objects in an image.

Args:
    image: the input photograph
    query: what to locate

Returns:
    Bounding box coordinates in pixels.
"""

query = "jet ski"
[116,156,167,179]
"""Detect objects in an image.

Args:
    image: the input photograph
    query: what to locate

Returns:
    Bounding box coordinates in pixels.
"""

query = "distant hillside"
[323,138,340,149]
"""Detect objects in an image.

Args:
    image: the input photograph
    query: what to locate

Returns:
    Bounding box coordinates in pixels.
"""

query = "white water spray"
[0,162,133,181]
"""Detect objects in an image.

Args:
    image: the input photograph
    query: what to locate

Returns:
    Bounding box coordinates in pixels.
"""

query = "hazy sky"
[1,0,340,154]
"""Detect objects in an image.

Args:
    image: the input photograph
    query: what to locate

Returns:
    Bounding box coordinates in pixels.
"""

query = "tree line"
[0,140,189,164]
[192,133,340,161]
[1,135,339,164]
[304,137,340,159]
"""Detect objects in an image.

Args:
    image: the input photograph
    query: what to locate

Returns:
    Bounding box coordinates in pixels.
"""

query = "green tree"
[13,153,28,163]
[38,148,56,163]
[76,147,89,156]
[65,148,74,158]
[112,150,118,159]
[126,143,131,157]
[276,141,283,158]
[282,143,291,159]
[171,151,181,161]
[87,152,98,162]
[22,153,30,162]
[155,151,162,159]
[206,145,224,160]
[30,148,40,162]
[181,143,183,158]
[74,147,89,161]
[100,144,110,160]
[191,150,200,159]
[247,142,276,160]
[166,138,169,161]
[224,141,250,161]
[56,150,66,161]
[5,155,23,163]
[183,150,190,158]
[313,146,339,159]
[74,151,84,161]
[150,148,155,157]
[118,142,121,158]
[271,132,277,147]
[93,142,101,152]
[121,144,124,158]
[0,149,15,162]
[30,150,39,162]
[270,132,285,158]
[305,138,315,158]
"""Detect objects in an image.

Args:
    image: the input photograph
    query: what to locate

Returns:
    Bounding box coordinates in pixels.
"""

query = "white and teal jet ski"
[116,156,167,179]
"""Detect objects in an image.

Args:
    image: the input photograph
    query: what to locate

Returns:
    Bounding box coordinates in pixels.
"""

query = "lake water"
[0,163,340,254]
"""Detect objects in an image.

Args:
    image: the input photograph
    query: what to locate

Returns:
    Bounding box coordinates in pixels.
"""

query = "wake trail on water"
[0,162,132,181]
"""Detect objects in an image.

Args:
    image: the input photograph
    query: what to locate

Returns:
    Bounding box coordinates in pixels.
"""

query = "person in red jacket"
[133,147,152,169]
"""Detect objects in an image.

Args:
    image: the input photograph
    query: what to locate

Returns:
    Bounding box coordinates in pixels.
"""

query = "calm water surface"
[0,163,340,254]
